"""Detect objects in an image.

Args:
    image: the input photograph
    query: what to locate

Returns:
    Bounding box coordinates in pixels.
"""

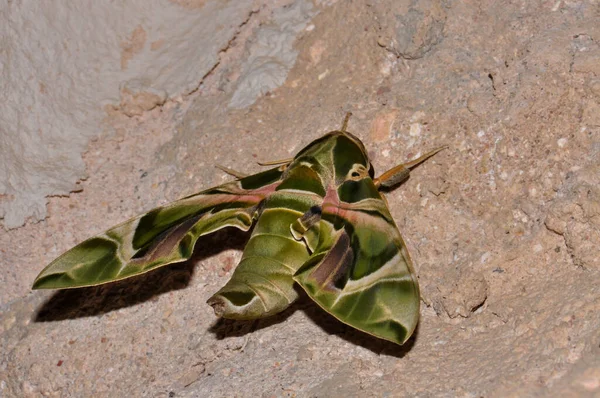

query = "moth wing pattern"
[206,193,320,320]
[294,193,420,345]
[31,112,442,347]
[32,168,283,289]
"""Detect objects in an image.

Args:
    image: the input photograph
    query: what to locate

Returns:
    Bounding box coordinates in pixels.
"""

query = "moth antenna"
[340,112,352,133]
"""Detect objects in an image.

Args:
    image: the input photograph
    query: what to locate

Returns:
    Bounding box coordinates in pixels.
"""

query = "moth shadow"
[300,297,418,357]
[208,303,299,340]
[208,288,417,357]
[34,227,250,322]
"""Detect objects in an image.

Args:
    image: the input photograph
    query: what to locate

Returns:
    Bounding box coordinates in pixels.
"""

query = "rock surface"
[2,0,600,396]
[0,0,256,228]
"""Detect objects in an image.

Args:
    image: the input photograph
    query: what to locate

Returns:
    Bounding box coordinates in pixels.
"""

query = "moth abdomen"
[207,206,312,319]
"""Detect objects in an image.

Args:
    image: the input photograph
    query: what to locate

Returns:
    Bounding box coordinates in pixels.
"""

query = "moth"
[33,113,445,345]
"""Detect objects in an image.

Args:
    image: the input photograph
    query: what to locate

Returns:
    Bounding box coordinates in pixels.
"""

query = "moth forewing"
[32,169,283,289]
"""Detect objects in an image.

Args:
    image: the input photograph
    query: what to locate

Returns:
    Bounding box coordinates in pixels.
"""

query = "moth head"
[291,130,372,181]
[289,114,376,185]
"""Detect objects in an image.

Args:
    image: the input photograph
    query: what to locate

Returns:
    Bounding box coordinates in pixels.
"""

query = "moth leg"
[290,206,322,252]
[374,146,447,189]
[290,206,321,240]
[340,112,352,133]
[215,164,248,179]
[257,158,294,166]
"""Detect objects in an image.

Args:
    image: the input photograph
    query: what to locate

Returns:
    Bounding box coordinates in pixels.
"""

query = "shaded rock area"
[2,0,600,396]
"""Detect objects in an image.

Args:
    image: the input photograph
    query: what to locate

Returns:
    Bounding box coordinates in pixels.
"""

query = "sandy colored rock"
[0,0,257,229]
[2,0,600,397]
[369,110,399,142]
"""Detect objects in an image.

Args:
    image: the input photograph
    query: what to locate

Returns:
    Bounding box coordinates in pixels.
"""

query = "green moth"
[33,114,445,345]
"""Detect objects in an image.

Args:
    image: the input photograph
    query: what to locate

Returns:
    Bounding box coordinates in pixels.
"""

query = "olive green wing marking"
[294,196,420,346]
[32,168,283,290]
[207,192,322,319]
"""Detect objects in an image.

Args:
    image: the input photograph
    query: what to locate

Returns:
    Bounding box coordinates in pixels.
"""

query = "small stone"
[577,367,600,391]
[309,40,325,64]
[119,83,167,117]
[409,123,422,137]
[529,186,537,197]
[409,111,426,123]
[557,138,568,148]
[369,111,398,142]
[296,345,314,361]
[221,367,232,377]
[582,100,600,126]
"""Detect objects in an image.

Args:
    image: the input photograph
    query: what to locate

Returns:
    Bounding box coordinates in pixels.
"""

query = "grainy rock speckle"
[2,0,600,396]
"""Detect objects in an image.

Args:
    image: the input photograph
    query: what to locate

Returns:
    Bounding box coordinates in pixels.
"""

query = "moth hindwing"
[33,114,445,346]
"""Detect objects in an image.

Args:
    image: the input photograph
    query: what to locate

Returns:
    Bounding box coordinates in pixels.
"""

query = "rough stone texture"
[2,0,600,396]
[229,0,318,109]
[0,0,256,228]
